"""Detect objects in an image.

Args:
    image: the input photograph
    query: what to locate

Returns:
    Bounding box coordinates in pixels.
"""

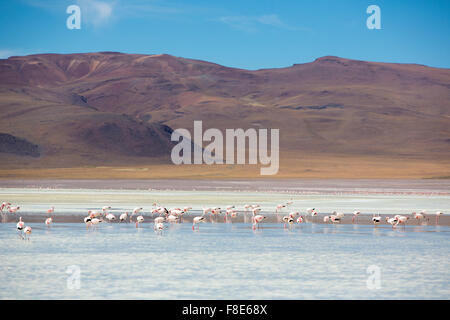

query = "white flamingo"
[192,216,205,230]
[372,214,381,226]
[119,212,129,222]
[135,216,144,228]
[105,213,116,222]
[154,222,164,232]
[91,218,102,229]
[16,217,24,231]
[84,216,92,229]
[23,226,32,240]
[386,217,398,228]
[352,211,361,224]
[167,214,179,223]
[154,216,165,224]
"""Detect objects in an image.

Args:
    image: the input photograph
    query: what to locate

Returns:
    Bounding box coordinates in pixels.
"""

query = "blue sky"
[0,0,449,69]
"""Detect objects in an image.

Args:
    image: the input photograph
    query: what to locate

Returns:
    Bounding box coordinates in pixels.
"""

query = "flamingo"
[282,216,289,228]
[224,209,236,222]
[16,217,24,231]
[91,218,102,229]
[282,216,294,228]
[435,211,444,225]
[47,206,54,214]
[333,211,345,219]
[0,202,11,212]
[289,211,300,218]
[88,210,102,218]
[135,216,144,228]
[323,215,331,223]
[386,217,398,228]
[372,214,381,226]
[307,208,317,222]
[23,226,32,240]
[8,206,20,214]
[192,216,205,230]
[154,222,164,232]
[16,217,25,238]
[154,216,165,224]
[412,211,426,225]
[84,216,92,229]
[330,214,341,224]
[133,207,143,216]
[252,207,261,215]
[352,211,361,224]
[276,204,286,213]
[167,214,179,223]
[202,207,212,215]
[252,213,266,230]
[45,217,53,226]
[102,206,112,212]
[394,215,408,228]
[119,212,129,222]
[183,207,192,214]
[296,216,305,224]
[105,213,116,222]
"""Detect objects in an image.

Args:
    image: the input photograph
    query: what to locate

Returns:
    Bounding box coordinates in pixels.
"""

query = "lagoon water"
[0,188,449,299]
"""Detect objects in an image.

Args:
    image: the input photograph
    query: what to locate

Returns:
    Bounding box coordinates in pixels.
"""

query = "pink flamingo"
[394,215,408,228]
[412,211,427,225]
[45,217,53,226]
[296,216,305,224]
[8,206,20,214]
[252,212,266,230]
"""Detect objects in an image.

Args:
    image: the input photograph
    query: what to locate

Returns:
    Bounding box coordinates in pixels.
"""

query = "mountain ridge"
[0,52,449,178]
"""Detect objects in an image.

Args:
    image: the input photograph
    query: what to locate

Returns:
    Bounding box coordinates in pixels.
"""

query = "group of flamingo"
[2,199,447,239]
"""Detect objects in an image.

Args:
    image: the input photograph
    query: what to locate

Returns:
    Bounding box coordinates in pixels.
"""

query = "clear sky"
[0,0,449,70]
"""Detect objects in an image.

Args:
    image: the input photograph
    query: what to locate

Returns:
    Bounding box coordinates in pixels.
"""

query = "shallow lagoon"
[0,188,449,299]
[1,222,449,299]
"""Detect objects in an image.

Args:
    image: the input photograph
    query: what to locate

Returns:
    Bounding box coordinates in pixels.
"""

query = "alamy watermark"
[366,5,381,30]
[66,5,81,29]
[66,265,81,289]
[366,265,381,289]
[171,121,279,175]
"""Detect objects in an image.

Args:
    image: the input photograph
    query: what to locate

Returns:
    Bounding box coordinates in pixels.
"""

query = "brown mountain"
[0,52,449,178]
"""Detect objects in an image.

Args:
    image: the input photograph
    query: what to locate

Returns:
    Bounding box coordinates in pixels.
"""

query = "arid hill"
[0,52,449,178]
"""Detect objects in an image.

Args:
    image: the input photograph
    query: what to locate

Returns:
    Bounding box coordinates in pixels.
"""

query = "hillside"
[0,52,449,178]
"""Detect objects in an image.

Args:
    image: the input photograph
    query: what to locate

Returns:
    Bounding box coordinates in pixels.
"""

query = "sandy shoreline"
[1,179,450,195]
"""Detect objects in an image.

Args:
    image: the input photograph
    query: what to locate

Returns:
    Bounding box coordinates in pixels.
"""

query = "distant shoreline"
[0,178,449,195]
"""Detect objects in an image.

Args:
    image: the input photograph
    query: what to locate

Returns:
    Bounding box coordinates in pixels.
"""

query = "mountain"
[0,52,449,178]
